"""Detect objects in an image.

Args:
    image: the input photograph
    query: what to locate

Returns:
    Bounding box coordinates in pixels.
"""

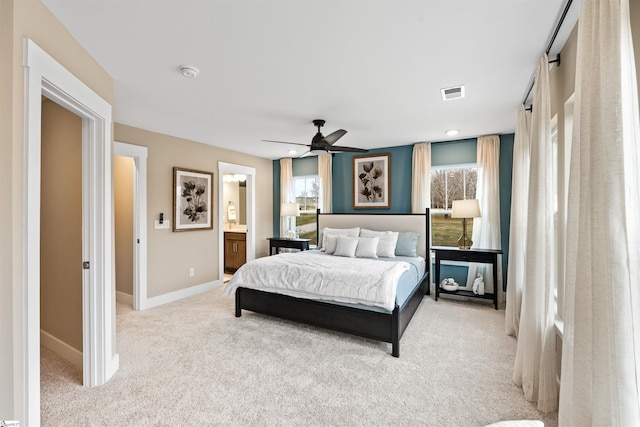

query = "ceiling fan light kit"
[263,119,368,157]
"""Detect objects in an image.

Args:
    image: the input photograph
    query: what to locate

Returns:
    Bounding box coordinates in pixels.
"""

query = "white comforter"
[223,252,410,311]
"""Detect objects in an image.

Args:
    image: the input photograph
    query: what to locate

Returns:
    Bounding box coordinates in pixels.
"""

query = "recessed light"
[288,150,297,155]
[179,65,199,78]
[445,129,459,136]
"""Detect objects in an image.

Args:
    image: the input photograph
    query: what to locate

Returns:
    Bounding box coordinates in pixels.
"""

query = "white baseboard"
[116,290,133,305]
[40,329,83,370]
[140,280,223,310]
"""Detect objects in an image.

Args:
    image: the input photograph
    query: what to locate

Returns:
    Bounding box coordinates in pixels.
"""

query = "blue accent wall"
[432,263,471,288]
[272,134,515,287]
[499,134,514,289]
[331,145,413,213]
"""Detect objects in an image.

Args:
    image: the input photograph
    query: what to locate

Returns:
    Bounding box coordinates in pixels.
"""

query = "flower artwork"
[352,154,390,208]
[180,180,207,222]
[358,162,384,201]
[173,167,214,231]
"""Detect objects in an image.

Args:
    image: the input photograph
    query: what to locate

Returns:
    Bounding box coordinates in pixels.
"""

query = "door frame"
[20,38,118,425]
[218,162,256,282]
[114,142,148,311]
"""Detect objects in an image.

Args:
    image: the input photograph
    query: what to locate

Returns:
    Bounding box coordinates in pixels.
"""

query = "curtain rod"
[522,0,574,106]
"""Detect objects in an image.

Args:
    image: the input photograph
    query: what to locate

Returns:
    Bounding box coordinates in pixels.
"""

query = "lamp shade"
[280,202,300,217]
[451,199,481,219]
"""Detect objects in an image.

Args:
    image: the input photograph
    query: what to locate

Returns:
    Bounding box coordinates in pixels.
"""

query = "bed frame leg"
[391,307,399,357]
[235,290,242,317]
[392,342,399,358]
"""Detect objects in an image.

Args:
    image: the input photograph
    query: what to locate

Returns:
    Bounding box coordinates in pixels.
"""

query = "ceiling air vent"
[441,85,465,101]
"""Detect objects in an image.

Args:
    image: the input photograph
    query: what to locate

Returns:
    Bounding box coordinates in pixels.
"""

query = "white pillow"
[323,234,339,254]
[355,237,379,258]
[359,229,399,258]
[334,236,359,257]
[321,227,360,250]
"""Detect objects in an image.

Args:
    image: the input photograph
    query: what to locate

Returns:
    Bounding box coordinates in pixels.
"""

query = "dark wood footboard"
[234,271,429,357]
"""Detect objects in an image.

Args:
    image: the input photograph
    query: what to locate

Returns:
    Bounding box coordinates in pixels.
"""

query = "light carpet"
[41,287,558,426]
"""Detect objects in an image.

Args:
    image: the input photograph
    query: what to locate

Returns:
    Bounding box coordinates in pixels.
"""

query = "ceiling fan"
[263,119,368,156]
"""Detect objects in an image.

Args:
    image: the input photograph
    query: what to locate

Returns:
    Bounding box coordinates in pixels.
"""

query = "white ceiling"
[41,0,581,160]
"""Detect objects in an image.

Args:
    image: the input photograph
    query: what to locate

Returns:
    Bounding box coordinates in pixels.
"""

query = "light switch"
[154,219,170,229]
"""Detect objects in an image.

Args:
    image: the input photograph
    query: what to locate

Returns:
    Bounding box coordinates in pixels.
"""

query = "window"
[430,165,477,247]
[293,175,321,245]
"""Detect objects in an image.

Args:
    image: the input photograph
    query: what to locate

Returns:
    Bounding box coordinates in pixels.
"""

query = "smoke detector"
[441,85,465,101]
[179,65,199,78]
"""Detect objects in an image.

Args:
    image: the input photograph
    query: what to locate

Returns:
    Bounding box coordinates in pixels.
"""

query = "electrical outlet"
[189,268,195,277]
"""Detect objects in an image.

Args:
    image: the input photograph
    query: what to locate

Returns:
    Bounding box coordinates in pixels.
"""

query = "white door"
[21,38,119,425]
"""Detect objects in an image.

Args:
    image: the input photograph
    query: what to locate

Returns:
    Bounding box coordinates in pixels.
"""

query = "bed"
[225,209,431,357]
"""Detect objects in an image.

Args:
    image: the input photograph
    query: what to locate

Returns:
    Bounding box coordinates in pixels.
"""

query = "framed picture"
[352,153,391,209]
[173,167,214,231]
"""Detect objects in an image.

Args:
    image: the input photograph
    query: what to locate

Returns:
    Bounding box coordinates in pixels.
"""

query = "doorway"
[113,142,148,311]
[114,155,135,307]
[223,173,247,278]
[40,98,84,374]
[21,38,118,424]
[218,162,256,283]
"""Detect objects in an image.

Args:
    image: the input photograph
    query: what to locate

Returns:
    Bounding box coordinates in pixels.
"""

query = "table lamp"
[281,202,300,239]
[451,199,481,250]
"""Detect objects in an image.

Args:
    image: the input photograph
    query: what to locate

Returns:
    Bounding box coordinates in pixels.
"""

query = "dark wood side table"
[267,237,311,256]
[433,246,503,310]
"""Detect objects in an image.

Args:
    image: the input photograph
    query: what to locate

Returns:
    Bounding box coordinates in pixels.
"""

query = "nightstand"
[433,246,503,309]
[267,237,311,256]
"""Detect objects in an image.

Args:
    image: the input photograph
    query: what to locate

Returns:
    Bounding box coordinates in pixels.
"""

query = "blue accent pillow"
[395,231,419,257]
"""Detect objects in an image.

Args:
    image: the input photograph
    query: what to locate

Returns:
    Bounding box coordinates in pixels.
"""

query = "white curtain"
[466,135,501,292]
[505,106,531,337]
[318,153,332,213]
[411,142,431,213]
[512,54,558,413]
[280,158,294,237]
[559,0,640,424]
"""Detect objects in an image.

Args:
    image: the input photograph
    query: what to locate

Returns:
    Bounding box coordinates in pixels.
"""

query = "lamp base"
[285,228,296,239]
[457,218,472,250]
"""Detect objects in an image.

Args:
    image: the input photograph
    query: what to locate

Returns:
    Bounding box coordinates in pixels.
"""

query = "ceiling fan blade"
[329,146,368,153]
[321,129,347,146]
[299,150,313,158]
[262,140,310,148]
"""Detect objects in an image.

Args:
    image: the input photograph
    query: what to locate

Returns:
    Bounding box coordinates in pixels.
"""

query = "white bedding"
[223,252,410,311]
